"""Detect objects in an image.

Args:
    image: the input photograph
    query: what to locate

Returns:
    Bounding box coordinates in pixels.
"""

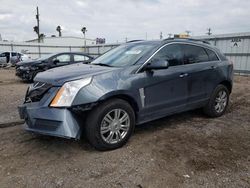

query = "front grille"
[25,81,52,103]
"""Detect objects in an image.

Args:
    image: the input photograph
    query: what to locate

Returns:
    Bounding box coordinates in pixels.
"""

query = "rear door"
[181,44,221,105]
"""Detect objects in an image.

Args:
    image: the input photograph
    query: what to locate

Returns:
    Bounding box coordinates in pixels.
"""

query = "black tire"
[203,84,229,117]
[84,98,135,151]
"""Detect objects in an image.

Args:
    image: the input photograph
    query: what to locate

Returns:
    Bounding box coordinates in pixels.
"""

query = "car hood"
[34,63,118,86]
[17,59,42,66]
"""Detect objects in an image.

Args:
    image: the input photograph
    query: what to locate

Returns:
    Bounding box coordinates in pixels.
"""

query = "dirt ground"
[0,69,28,124]
[0,69,249,188]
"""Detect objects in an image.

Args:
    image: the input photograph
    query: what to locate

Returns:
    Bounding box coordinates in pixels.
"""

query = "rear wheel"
[84,99,135,150]
[203,84,229,117]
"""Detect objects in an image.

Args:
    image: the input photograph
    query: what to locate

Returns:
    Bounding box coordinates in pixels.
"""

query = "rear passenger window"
[74,54,89,62]
[152,44,184,67]
[205,49,219,61]
[182,45,209,64]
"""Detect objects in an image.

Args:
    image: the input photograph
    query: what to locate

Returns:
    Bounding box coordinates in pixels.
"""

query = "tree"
[56,26,62,37]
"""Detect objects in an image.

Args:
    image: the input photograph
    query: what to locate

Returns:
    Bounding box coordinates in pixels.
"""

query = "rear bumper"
[18,102,82,139]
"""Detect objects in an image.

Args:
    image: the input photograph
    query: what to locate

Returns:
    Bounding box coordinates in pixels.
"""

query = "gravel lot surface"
[0,69,28,124]
[0,69,249,188]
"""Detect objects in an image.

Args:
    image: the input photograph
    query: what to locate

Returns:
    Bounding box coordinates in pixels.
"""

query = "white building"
[26,36,96,46]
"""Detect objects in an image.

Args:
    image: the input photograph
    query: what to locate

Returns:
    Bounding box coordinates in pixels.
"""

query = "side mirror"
[145,59,169,70]
[53,59,59,65]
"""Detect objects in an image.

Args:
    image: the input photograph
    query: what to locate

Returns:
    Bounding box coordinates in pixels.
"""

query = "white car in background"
[0,51,30,67]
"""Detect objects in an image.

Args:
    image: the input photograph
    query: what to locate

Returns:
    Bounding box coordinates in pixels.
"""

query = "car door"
[50,53,71,68]
[139,43,189,118]
[181,44,221,105]
[73,54,91,64]
[0,53,7,64]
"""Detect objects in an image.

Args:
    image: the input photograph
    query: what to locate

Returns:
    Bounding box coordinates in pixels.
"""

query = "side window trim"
[204,47,220,62]
[136,42,221,73]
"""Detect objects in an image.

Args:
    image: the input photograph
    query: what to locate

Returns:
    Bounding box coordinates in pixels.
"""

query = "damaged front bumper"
[18,103,83,139]
[18,87,84,139]
[16,68,33,81]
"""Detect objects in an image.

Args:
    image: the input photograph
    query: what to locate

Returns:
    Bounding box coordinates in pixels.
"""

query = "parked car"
[0,51,30,67]
[16,52,93,81]
[18,38,233,150]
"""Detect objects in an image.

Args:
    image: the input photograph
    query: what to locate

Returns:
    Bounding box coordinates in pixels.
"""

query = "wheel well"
[220,80,232,93]
[102,94,139,113]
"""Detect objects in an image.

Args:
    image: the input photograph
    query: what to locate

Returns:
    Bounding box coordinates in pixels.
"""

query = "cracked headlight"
[50,77,92,107]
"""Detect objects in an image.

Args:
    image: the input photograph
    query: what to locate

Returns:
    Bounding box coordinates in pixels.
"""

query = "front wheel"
[203,84,229,117]
[84,99,135,151]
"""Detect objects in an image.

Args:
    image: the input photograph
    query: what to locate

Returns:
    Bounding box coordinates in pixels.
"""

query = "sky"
[0,0,250,43]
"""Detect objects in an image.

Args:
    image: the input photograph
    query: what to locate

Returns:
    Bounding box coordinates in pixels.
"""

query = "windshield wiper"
[93,63,113,67]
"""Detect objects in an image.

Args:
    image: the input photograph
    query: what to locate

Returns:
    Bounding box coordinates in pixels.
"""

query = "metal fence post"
[10,43,14,51]
[38,45,41,58]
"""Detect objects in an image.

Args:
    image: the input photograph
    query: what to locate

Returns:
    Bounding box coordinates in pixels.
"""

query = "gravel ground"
[0,69,249,188]
[0,69,28,124]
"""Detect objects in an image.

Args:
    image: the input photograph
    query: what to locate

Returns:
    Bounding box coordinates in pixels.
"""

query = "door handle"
[179,73,188,78]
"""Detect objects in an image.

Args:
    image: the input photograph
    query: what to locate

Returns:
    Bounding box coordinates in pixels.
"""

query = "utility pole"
[207,28,212,36]
[81,27,87,52]
[56,26,62,37]
[160,32,163,39]
[34,6,40,42]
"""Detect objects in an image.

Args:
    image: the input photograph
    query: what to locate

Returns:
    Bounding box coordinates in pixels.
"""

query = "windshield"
[91,43,157,67]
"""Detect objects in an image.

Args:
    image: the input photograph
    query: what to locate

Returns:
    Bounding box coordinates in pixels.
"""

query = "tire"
[203,84,229,117]
[84,98,135,151]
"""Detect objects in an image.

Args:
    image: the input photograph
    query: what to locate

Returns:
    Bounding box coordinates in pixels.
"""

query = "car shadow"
[28,109,207,152]
[134,109,207,135]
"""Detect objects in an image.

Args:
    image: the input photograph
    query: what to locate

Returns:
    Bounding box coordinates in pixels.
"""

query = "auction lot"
[0,69,249,188]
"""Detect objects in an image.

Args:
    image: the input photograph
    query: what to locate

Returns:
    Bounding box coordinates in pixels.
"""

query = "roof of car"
[126,38,219,53]
[127,38,212,47]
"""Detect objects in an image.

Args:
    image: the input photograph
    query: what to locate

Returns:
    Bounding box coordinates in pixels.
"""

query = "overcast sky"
[0,0,250,43]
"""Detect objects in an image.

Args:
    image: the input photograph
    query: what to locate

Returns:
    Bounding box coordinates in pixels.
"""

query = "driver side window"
[151,44,184,67]
[52,54,70,64]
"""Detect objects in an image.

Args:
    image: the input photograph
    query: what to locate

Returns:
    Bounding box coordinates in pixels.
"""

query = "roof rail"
[185,38,211,45]
[126,40,144,43]
[163,37,211,45]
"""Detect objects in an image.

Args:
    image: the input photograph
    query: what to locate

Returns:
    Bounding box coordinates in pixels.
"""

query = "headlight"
[50,77,92,107]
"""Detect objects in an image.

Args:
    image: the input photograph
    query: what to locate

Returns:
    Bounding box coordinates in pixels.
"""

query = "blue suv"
[18,38,233,150]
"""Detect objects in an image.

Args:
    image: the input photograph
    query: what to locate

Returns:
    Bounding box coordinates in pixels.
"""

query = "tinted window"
[206,49,219,61]
[182,45,209,64]
[0,53,6,57]
[74,54,89,62]
[52,54,70,63]
[11,52,17,56]
[152,44,184,66]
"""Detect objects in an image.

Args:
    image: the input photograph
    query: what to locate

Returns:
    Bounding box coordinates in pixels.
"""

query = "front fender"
[71,79,140,108]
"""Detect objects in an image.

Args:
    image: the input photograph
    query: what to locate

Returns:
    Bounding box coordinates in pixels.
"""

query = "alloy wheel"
[214,90,228,113]
[100,109,130,144]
